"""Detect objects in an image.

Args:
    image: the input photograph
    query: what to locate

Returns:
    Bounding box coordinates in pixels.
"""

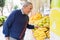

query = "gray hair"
[23,2,32,7]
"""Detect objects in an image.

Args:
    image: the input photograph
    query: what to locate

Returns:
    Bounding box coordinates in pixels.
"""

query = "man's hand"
[34,25,39,29]
[5,37,9,40]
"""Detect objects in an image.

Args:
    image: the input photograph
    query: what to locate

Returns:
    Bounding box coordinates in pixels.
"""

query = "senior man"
[3,2,38,40]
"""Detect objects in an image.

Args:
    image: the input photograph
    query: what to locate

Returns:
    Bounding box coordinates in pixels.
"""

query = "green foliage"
[51,0,60,8]
[14,5,18,10]
[0,16,7,26]
[0,0,5,7]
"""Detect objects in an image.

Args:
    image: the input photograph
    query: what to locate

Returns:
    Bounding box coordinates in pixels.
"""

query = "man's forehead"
[29,4,33,8]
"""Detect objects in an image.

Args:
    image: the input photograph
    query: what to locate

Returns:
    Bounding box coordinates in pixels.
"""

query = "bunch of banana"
[33,28,47,40]
[46,31,50,38]
[29,12,50,39]
[29,12,42,24]
[33,15,50,28]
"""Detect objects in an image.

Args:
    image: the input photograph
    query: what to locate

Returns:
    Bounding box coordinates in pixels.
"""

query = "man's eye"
[30,8,32,10]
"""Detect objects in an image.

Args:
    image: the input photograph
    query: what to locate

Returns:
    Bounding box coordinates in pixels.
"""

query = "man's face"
[24,4,33,15]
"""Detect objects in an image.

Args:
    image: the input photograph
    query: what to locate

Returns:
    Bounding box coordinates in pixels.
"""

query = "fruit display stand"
[29,12,50,40]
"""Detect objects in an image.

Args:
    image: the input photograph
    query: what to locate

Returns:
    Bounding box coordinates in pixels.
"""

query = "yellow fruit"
[42,28,48,32]
[36,37,44,40]
[29,12,50,40]
[46,31,50,38]
[33,28,46,40]
[29,12,42,24]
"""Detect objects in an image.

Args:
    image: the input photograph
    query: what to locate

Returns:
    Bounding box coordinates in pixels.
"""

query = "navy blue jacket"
[3,9,34,40]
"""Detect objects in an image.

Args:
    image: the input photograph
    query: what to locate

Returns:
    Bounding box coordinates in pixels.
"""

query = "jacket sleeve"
[3,10,17,37]
[27,24,34,29]
[26,16,34,29]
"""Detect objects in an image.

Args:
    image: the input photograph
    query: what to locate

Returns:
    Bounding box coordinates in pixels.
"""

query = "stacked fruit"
[29,13,50,40]
[33,27,50,40]
[33,28,46,40]
[34,16,50,40]
[29,12,42,24]
[33,16,50,27]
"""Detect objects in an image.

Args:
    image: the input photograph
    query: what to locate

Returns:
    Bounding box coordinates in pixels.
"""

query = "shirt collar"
[21,8,24,14]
